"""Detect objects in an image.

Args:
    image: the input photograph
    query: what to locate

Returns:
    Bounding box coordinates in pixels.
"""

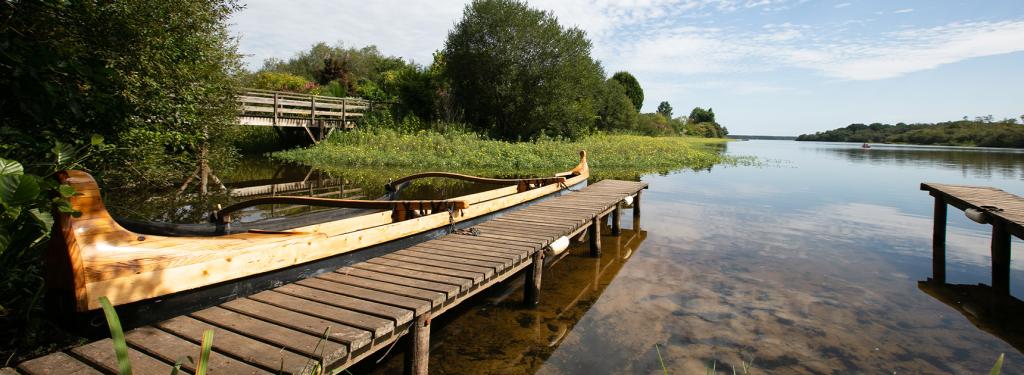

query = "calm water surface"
[357,140,1024,374]
[111,140,1024,373]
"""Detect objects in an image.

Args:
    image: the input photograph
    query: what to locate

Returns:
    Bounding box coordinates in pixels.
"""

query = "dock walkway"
[10,180,647,375]
[922,182,1024,294]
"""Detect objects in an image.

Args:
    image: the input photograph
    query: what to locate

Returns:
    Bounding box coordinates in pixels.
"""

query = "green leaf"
[91,134,105,146]
[989,353,1004,375]
[59,184,77,198]
[0,175,19,205]
[0,227,10,255]
[195,330,214,375]
[0,158,23,176]
[11,175,40,205]
[52,141,77,168]
[100,296,133,375]
[29,209,54,231]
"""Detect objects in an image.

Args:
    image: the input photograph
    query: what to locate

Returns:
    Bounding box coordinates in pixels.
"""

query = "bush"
[245,71,319,94]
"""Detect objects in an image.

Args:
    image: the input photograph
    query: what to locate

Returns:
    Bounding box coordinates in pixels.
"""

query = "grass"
[273,128,742,180]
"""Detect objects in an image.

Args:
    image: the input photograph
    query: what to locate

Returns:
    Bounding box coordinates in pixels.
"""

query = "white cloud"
[834,2,851,9]
[893,8,914,14]
[603,19,1024,81]
[230,1,1024,83]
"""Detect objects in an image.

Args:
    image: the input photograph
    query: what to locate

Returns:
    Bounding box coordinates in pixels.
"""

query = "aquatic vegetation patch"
[273,128,739,180]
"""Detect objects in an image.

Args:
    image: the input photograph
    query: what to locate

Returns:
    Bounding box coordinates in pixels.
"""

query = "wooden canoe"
[47,151,590,314]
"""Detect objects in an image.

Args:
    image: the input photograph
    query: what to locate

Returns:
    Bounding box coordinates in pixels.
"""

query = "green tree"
[0,0,243,186]
[688,107,716,123]
[444,0,605,140]
[657,101,674,119]
[610,71,644,112]
[596,80,638,131]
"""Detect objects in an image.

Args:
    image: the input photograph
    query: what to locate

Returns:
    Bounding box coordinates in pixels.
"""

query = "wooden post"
[405,313,430,375]
[633,191,641,220]
[992,220,1011,295]
[589,216,601,257]
[272,93,279,126]
[632,191,642,231]
[524,251,544,307]
[611,205,621,236]
[312,96,320,141]
[341,99,348,131]
[932,196,947,283]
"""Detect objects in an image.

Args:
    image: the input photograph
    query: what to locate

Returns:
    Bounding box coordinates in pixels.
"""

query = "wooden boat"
[47,151,589,322]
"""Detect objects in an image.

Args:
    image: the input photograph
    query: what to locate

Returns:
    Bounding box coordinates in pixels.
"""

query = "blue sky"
[230,0,1024,135]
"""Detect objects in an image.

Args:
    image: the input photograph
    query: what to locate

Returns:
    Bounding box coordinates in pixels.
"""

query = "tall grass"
[273,128,739,179]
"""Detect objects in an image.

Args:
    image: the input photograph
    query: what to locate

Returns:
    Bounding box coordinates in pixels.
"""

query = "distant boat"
[861,143,871,149]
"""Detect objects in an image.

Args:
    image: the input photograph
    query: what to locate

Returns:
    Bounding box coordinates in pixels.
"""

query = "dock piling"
[590,217,602,257]
[992,221,1011,295]
[612,205,621,236]
[932,195,947,283]
[524,251,544,306]
[405,313,431,375]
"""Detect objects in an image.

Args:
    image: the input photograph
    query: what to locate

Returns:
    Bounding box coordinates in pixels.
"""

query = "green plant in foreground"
[100,296,214,375]
[990,353,1004,375]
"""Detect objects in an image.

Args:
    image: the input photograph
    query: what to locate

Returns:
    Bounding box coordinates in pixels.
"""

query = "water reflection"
[918,280,1024,354]
[357,226,648,374]
[812,142,1024,180]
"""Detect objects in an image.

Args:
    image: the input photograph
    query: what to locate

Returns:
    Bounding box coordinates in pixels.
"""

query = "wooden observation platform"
[8,180,647,375]
[922,182,1024,294]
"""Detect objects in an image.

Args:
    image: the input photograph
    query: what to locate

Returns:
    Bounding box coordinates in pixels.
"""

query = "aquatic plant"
[273,128,738,181]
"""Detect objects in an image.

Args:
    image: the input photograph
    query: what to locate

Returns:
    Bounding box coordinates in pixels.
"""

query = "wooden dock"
[922,182,1024,294]
[8,180,647,375]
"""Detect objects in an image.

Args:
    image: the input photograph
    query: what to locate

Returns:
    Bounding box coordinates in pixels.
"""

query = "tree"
[688,107,715,123]
[596,80,638,131]
[610,71,643,112]
[444,0,605,140]
[0,0,243,186]
[657,102,673,119]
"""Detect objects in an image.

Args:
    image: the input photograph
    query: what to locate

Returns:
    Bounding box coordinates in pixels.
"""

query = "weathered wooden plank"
[398,248,511,269]
[125,326,271,374]
[190,306,349,363]
[411,243,521,262]
[386,251,504,275]
[337,267,462,298]
[317,273,446,308]
[419,239,526,257]
[361,258,486,284]
[219,298,372,350]
[295,278,431,315]
[72,338,174,374]
[247,291,395,337]
[157,316,313,374]
[273,284,414,326]
[18,352,102,375]
[352,262,474,291]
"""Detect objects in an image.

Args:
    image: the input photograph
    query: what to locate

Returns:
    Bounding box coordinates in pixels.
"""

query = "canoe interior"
[47,151,590,313]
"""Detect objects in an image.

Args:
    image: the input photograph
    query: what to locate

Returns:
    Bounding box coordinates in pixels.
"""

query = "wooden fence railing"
[236,89,377,141]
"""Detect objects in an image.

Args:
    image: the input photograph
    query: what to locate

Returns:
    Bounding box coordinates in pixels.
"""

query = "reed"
[273,128,743,180]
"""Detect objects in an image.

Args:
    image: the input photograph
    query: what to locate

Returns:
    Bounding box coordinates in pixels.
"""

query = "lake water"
[111,140,1024,373]
[351,140,1024,374]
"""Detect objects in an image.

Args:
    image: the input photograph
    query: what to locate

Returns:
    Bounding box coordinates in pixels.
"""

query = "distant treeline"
[796,119,1024,148]
[728,135,796,140]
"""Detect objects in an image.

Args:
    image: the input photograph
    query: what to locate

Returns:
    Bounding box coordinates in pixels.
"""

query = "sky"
[229,0,1024,136]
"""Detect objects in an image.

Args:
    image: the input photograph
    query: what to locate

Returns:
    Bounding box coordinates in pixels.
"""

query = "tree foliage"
[657,102,674,119]
[688,107,716,123]
[596,80,638,131]
[611,71,644,112]
[444,0,605,140]
[0,0,243,185]
[796,120,1024,148]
